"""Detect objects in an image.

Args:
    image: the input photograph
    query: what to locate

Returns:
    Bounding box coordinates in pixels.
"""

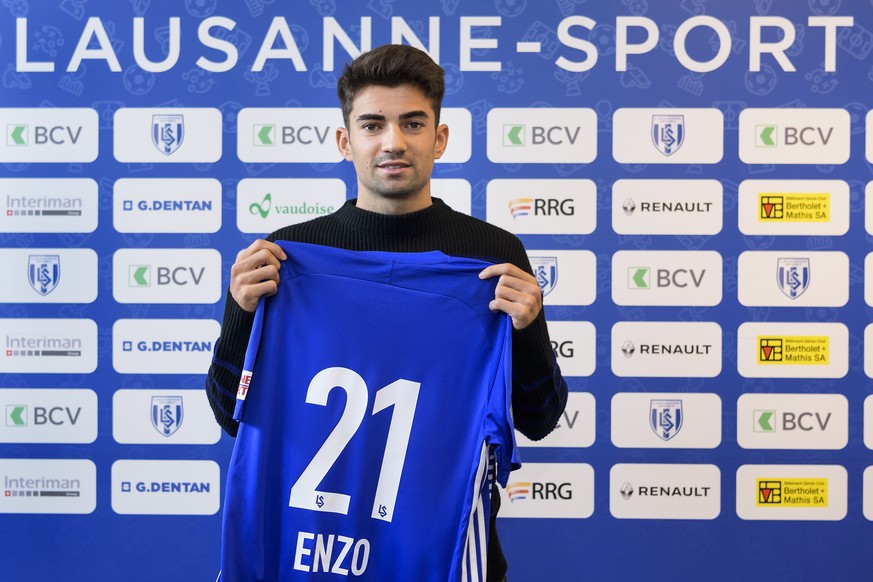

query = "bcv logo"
[113,249,221,304]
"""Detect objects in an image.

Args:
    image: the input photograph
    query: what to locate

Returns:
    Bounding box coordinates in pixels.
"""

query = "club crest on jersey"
[777,258,810,299]
[28,254,60,296]
[651,114,684,156]
[151,396,184,437]
[650,399,683,441]
[152,114,184,155]
[530,256,558,297]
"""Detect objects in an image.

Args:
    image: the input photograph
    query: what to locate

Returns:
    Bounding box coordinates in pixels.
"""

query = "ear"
[433,123,449,160]
[336,127,353,161]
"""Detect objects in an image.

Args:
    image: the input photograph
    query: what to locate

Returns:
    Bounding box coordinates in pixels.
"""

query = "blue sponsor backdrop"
[1,0,872,580]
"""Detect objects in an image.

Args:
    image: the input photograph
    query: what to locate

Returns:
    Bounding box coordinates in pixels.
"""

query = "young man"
[207,44,568,581]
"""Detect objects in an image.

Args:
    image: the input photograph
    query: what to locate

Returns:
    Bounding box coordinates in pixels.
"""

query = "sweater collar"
[333,197,453,236]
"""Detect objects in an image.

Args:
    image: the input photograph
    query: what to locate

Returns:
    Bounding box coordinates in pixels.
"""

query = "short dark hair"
[337,44,445,127]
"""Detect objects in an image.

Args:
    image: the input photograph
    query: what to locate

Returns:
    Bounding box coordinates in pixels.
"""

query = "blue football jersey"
[220,241,519,582]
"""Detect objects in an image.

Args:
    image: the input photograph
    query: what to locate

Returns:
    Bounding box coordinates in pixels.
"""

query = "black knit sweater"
[206,197,568,581]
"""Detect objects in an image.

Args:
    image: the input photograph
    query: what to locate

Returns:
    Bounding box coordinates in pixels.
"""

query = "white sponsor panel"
[527,250,596,306]
[486,179,596,235]
[497,463,594,518]
[437,108,471,163]
[0,389,97,444]
[866,396,873,449]
[611,321,721,378]
[739,180,848,236]
[431,179,471,215]
[0,248,97,303]
[611,393,722,449]
[515,393,595,448]
[113,389,221,445]
[0,178,98,233]
[739,108,850,165]
[612,108,724,164]
[865,467,873,521]
[0,108,98,162]
[237,179,346,233]
[609,464,720,520]
[111,460,220,515]
[112,319,219,375]
[737,251,848,307]
[737,322,848,379]
[737,393,848,450]
[113,108,222,163]
[736,464,847,521]
[237,108,343,163]
[486,108,597,164]
[547,321,595,377]
[866,254,873,307]
[0,458,96,514]
[611,250,722,306]
[114,178,221,233]
[612,179,722,235]
[866,111,873,164]
[112,248,222,304]
[0,318,97,374]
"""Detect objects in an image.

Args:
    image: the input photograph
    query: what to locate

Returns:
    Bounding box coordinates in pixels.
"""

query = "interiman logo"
[0,459,96,514]
[756,478,828,507]
[758,336,828,365]
[1,178,97,234]
[497,463,593,519]
[739,108,850,165]
[737,465,846,521]
[487,108,597,164]
[0,108,98,163]
[1,318,97,374]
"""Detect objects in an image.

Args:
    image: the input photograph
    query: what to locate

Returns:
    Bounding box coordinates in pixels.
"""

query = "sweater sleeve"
[205,290,255,438]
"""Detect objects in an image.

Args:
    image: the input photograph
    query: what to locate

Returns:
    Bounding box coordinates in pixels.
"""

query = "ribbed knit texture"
[206,197,568,581]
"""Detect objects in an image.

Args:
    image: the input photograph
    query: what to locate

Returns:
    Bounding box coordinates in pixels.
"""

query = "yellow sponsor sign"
[758,192,830,222]
[756,478,828,507]
[757,336,829,365]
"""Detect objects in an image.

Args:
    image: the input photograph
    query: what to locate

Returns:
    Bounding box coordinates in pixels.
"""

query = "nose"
[381,123,406,154]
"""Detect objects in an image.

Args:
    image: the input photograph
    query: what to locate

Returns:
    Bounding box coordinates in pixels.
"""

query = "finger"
[236,240,288,263]
[494,273,540,295]
[479,262,524,280]
[488,298,537,330]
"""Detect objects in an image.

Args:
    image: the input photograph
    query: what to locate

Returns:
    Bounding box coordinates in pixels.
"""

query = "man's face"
[337,84,448,210]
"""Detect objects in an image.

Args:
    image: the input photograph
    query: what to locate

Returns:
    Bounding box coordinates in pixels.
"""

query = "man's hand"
[229,240,288,313]
[479,263,543,330]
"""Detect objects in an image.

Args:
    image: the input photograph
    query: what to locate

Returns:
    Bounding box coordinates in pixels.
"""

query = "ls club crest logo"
[151,396,183,437]
[652,115,684,156]
[152,115,184,156]
[777,258,810,299]
[28,254,60,296]
[650,399,683,441]
[530,256,558,297]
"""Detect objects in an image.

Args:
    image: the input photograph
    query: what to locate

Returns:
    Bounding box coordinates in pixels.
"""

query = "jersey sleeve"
[232,295,266,422]
[487,314,521,487]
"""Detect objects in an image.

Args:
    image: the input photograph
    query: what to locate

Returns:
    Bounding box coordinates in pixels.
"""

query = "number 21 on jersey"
[288,366,421,523]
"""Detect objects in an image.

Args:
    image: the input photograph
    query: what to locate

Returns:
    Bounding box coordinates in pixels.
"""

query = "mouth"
[376,161,411,175]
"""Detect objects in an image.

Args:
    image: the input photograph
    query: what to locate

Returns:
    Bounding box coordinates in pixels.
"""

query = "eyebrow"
[355,110,430,122]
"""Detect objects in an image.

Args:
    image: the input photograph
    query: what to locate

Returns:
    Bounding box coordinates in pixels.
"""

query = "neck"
[355,189,433,215]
